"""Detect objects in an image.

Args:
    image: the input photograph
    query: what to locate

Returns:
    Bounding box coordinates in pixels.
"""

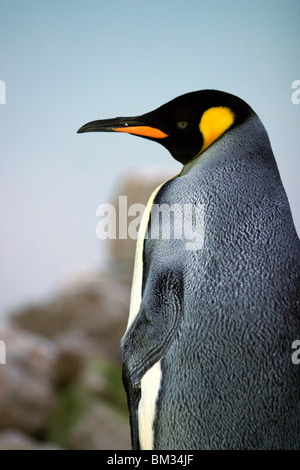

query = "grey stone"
[0,429,62,450]
[0,327,58,434]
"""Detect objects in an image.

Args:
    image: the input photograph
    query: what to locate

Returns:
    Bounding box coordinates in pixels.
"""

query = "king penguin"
[78,90,300,450]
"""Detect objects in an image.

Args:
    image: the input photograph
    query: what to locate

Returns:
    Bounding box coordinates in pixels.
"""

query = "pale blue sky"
[1,0,299,321]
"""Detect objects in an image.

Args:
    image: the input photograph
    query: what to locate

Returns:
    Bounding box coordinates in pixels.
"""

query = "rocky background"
[0,170,173,450]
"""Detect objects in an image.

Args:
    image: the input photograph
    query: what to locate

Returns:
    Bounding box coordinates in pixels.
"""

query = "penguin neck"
[180,114,272,177]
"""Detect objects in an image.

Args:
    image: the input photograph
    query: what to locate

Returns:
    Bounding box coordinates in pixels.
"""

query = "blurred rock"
[55,329,99,387]
[0,429,62,450]
[66,403,130,450]
[13,275,130,362]
[0,327,58,435]
[0,169,177,449]
[47,358,129,450]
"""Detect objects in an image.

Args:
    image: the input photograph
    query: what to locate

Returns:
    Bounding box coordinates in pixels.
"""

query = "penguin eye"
[176,121,189,130]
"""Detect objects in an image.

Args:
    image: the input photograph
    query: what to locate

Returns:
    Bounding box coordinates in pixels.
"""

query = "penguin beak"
[77,116,168,139]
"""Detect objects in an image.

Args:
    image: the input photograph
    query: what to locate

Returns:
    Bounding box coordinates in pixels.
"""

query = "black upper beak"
[77,114,169,139]
[77,117,146,134]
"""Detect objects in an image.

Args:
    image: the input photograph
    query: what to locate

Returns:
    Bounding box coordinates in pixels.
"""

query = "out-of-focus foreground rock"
[0,170,173,450]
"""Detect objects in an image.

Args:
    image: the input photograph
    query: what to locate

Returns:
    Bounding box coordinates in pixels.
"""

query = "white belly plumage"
[138,360,162,450]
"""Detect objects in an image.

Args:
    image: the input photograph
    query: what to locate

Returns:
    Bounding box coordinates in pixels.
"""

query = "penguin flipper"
[121,264,184,449]
[122,363,141,450]
[122,265,183,385]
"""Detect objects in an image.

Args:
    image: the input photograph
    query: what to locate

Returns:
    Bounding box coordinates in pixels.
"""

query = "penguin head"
[77,90,254,165]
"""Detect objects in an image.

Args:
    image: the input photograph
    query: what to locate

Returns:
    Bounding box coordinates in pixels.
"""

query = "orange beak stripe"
[113,126,168,139]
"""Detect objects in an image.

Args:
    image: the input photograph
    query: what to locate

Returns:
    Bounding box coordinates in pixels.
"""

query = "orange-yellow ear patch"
[199,106,235,153]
